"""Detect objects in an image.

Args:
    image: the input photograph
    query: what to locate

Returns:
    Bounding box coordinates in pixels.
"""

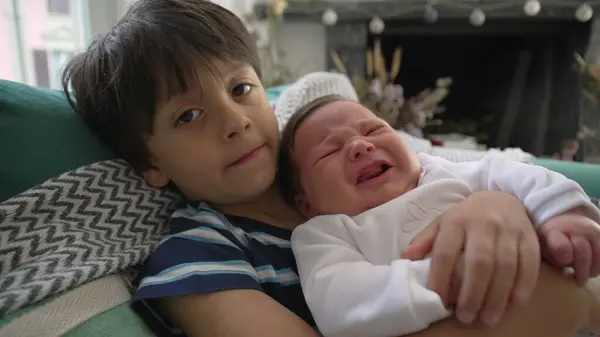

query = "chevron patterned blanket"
[0,160,183,316]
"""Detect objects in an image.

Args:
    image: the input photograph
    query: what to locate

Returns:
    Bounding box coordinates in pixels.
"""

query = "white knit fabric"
[274,72,358,131]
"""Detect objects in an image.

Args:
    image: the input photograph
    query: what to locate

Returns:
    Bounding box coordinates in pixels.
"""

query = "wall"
[119,0,329,79]
[87,0,122,40]
[274,22,327,77]
[214,0,328,78]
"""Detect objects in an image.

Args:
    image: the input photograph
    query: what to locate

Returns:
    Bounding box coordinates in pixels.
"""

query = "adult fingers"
[456,224,496,324]
[513,230,540,305]
[427,219,464,307]
[480,230,518,327]
[401,220,440,261]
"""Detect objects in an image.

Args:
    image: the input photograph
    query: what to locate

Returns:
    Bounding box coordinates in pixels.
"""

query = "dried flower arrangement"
[330,38,452,137]
[574,52,600,104]
[567,52,600,162]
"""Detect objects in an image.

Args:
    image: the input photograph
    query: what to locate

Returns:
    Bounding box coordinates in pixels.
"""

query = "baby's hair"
[277,94,346,206]
[61,0,260,173]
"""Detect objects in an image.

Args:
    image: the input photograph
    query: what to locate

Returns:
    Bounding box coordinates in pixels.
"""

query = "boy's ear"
[142,168,170,188]
[294,193,314,219]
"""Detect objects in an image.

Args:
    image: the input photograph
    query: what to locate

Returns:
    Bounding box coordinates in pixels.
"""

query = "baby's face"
[292,100,421,218]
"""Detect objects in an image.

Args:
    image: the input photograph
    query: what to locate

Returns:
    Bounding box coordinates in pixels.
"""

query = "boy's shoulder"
[136,202,300,301]
[136,203,258,300]
[165,202,251,248]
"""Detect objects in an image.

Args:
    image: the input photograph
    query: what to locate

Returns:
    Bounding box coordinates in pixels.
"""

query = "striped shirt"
[135,202,315,336]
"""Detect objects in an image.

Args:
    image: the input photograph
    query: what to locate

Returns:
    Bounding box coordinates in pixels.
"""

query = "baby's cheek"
[316,178,349,211]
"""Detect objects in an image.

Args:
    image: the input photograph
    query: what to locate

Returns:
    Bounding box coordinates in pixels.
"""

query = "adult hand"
[401,191,541,327]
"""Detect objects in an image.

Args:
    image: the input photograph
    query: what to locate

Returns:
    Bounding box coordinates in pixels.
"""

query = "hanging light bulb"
[575,3,593,22]
[322,8,338,26]
[523,0,541,16]
[369,16,385,34]
[469,8,486,26]
[424,4,439,23]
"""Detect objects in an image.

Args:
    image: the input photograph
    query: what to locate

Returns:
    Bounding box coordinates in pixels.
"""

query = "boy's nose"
[221,109,253,141]
[348,138,375,161]
[224,117,252,141]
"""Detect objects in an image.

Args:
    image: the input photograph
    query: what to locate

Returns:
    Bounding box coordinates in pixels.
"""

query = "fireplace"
[370,19,590,155]
[254,1,600,158]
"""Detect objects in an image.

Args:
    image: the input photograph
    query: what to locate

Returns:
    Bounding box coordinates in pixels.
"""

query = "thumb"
[401,219,440,260]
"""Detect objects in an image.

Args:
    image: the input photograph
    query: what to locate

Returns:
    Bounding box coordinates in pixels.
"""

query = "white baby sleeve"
[418,153,600,226]
[292,215,449,337]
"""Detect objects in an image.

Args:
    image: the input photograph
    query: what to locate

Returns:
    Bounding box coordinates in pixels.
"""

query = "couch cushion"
[532,158,600,199]
[0,80,114,201]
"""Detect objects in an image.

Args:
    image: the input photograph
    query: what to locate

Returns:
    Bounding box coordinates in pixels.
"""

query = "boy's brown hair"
[62,0,260,173]
[276,95,345,206]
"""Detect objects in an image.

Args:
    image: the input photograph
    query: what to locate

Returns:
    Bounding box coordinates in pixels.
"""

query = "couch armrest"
[533,158,600,199]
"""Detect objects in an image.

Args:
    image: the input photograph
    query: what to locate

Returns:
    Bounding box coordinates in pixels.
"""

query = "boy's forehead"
[155,59,254,107]
[164,59,250,90]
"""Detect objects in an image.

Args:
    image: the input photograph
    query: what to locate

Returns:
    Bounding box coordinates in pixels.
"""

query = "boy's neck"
[213,185,304,230]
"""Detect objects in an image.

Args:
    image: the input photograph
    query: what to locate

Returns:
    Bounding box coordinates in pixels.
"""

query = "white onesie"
[291,153,600,337]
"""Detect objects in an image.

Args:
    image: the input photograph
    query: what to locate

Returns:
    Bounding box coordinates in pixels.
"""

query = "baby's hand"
[538,212,600,284]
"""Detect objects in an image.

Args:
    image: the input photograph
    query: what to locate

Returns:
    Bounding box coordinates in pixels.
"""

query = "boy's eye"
[232,83,252,97]
[177,109,202,125]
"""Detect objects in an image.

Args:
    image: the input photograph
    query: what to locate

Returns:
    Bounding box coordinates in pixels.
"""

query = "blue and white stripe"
[256,265,300,286]
[139,260,257,288]
[139,261,300,289]
[247,232,292,248]
[158,226,242,250]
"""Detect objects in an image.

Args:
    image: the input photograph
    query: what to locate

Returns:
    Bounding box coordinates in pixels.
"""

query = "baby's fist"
[538,212,600,284]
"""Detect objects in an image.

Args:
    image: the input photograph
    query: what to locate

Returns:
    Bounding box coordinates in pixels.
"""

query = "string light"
[309,1,597,29]
[424,4,439,23]
[575,3,593,22]
[321,8,338,26]
[369,16,385,34]
[523,0,541,16]
[469,8,486,26]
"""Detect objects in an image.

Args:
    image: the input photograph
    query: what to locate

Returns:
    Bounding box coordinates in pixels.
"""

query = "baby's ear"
[294,193,313,219]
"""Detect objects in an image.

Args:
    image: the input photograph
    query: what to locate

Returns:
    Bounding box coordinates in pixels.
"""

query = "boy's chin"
[228,170,276,200]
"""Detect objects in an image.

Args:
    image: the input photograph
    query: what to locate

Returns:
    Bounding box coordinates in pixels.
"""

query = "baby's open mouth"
[356,162,392,184]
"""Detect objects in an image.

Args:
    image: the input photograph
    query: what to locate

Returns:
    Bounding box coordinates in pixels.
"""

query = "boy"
[276,72,600,337]
[62,0,315,334]
[62,1,600,336]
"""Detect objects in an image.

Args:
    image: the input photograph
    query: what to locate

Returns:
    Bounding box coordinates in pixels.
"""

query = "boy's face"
[144,59,279,205]
[292,100,421,218]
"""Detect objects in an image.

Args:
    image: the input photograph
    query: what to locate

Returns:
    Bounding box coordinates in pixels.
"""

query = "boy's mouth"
[356,160,392,184]
[229,145,264,167]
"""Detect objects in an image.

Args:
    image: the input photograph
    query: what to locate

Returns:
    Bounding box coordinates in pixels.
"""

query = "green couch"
[0,79,599,336]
